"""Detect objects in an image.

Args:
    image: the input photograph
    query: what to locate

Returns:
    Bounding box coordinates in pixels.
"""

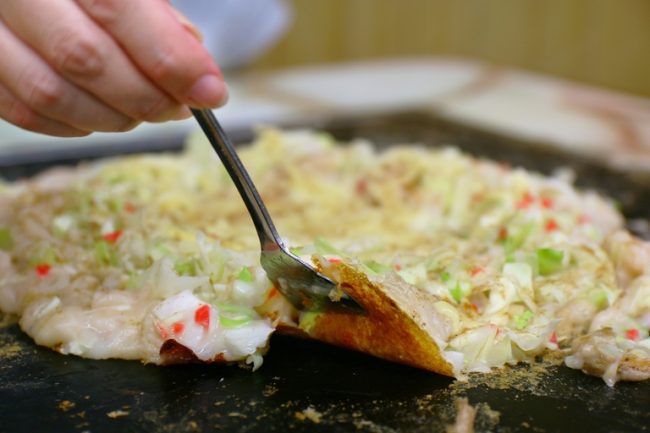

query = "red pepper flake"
[35,263,51,277]
[469,266,484,277]
[498,227,508,241]
[516,192,535,209]
[545,219,559,232]
[102,230,123,243]
[123,202,136,213]
[540,197,554,209]
[549,331,558,344]
[625,328,640,341]
[194,305,210,331]
[491,325,503,337]
[171,322,185,336]
[266,287,279,301]
[155,322,169,339]
[394,263,402,271]
[355,179,368,195]
[327,257,342,264]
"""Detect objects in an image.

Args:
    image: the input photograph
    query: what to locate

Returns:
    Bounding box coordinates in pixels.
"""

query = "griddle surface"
[1,324,648,433]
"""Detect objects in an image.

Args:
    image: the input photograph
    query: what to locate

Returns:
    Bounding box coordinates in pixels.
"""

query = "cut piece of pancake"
[298,262,456,376]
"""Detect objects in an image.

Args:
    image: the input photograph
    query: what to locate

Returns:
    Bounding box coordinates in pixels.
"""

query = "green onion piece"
[289,246,303,255]
[440,271,451,283]
[514,310,534,329]
[237,267,254,282]
[218,304,253,328]
[0,228,13,250]
[298,312,321,333]
[95,241,118,266]
[174,259,197,276]
[219,315,252,328]
[363,260,390,275]
[537,248,564,276]
[589,288,609,309]
[29,247,57,266]
[504,222,535,256]
[314,237,340,255]
[449,282,463,303]
[107,198,123,213]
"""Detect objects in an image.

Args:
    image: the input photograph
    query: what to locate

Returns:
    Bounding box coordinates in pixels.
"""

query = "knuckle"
[23,74,66,112]
[6,100,38,131]
[133,93,174,121]
[148,48,182,83]
[52,32,105,78]
[77,0,123,24]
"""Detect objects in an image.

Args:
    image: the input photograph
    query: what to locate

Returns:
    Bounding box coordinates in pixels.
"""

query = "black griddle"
[1,112,649,433]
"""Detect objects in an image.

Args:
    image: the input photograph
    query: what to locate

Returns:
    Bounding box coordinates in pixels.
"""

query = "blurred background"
[248,0,650,98]
[1,0,649,174]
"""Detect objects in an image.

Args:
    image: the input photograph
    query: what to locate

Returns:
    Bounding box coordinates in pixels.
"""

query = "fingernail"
[187,75,228,108]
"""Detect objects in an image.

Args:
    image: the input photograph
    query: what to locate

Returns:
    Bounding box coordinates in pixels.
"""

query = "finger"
[0,83,90,137]
[77,0,228,108]
[0,18,138,133]
[0,0,185,123]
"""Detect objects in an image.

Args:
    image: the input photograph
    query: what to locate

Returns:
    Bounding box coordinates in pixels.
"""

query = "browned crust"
[293,264,454,376]
[159,340,227,365]
[619,353,650,382]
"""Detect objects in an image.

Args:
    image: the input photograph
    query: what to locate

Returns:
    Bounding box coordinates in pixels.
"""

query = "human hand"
[0,0,228,137]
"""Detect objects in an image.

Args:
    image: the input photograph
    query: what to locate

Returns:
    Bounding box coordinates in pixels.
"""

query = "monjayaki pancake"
[0,129,648,386]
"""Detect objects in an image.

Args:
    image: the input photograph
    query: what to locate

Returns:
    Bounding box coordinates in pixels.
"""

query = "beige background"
[250,0,650,98]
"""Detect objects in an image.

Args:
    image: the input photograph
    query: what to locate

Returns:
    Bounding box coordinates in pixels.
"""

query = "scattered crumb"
[0,313,17,329]
[106,409,130,418]
[295,406,322,424]
[58,400,76,412]
[450,360,557,393]
[263,384,279,397]
[0,340,22,360]
[446,398,476,433]
[227,412,247,418]
[187,420,199,431]
[476,403,500,426]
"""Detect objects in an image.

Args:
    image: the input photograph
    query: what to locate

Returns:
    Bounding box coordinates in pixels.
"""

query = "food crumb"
[262,384,278,397]
[446,398,476,433]
[106,409,129,418]
[295,406,322,424]
[227,412,247,418]
[58,400,76,412]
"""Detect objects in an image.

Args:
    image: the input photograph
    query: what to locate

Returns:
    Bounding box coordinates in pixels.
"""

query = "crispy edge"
[288,264,454,376]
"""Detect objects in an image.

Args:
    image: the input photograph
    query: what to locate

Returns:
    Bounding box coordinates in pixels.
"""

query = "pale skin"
[0,0,228,137]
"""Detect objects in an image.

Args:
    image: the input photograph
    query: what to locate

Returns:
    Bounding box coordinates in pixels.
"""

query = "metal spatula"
[191,109,364,313]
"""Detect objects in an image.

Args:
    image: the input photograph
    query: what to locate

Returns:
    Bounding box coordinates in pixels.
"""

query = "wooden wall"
[250,0,650,97]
